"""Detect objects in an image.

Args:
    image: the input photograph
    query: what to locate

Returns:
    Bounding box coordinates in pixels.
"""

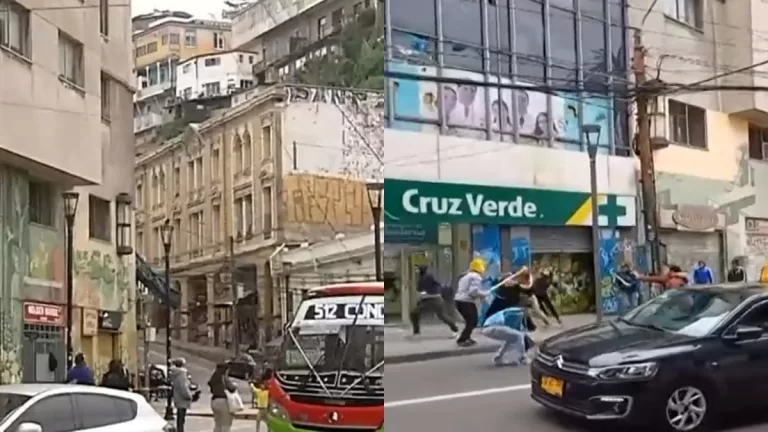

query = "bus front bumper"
[266,416,383,432]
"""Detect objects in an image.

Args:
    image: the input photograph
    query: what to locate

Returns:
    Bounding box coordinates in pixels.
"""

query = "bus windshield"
[280,325,384,373]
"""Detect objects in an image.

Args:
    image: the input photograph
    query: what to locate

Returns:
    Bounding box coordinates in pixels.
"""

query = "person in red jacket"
[638,265,689,294]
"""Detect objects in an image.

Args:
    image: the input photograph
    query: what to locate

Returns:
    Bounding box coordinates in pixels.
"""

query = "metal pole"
[229,236,240,357]
[65,221,74,370]
[588,149,603,323]
[372,208,382,281]
[284,273,292,322]
[163,243,174,421]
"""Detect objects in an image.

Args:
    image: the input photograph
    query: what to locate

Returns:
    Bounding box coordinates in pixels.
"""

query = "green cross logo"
[598,195,627,227]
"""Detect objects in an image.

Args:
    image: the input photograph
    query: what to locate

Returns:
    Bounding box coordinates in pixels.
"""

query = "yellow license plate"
[540,376,564,398]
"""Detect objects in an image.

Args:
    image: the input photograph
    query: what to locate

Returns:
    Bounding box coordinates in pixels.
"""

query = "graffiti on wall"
[285,85,384,179]
[388,63,616,152]
[28,226,65,283]
[0,167,28,383]
[74,250,132,312]
[282,174,372,229]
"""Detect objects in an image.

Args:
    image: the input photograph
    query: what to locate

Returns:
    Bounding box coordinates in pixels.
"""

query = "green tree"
[295,8,384,90]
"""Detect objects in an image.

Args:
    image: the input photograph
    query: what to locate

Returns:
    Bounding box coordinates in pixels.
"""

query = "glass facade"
[385,0,630,155]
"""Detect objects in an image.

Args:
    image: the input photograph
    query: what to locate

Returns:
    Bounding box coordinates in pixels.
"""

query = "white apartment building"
[176,50,257,100]
[0,0,137,382]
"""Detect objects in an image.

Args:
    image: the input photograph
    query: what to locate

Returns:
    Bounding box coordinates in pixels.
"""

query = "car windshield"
[280,325,384,373]
[0,393,31,421]
[621,288,749,337]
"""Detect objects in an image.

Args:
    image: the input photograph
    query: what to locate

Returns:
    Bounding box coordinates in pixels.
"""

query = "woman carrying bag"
[208,362,243,432]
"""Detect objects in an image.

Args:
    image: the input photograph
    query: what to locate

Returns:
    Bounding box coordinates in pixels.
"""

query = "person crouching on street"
[480,275,528,365]
[454,258,488,347]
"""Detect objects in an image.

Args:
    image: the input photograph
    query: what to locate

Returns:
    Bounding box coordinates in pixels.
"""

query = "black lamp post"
[283,261,293,322]
[365,179,384,281]
[160,219,174,421]
[62,192,79,370]
[583,124,603,323]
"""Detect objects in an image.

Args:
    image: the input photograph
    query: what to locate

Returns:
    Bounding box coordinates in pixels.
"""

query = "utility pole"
[229,235,240,356]
[633,30,661,274]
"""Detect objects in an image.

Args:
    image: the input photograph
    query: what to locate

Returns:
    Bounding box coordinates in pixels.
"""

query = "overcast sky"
[131,0,229,19]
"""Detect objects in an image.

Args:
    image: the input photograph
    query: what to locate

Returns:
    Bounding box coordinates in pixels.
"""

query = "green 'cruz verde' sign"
[384,179,637,227]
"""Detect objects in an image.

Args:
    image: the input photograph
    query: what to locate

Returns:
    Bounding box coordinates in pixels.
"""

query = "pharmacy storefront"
[385,178,638,319]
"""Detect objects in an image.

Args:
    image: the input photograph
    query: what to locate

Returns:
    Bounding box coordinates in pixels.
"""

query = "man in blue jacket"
[410,265,459,336]
[66,353,95,385]
[693,261,714,285]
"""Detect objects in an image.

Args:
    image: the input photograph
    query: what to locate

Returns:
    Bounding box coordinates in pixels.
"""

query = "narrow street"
[385,353,768,431]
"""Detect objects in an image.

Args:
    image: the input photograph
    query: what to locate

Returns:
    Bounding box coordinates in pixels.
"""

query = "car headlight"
[590,362,658,380]
[268,400,291,421]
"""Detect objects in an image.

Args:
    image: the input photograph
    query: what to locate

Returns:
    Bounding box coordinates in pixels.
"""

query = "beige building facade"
[134,84,382,347]
[0,0,137,383]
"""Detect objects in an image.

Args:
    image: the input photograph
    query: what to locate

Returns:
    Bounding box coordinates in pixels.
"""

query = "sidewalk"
[153,402,266,425]
[385,313,596,364]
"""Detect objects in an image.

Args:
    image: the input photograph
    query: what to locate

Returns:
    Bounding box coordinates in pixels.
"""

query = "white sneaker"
[451,332,459,339]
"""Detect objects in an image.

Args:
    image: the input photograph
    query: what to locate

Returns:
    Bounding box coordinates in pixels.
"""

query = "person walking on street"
[100,359,131,391]
[209,362,238,432]
[410,265,459,337]
[66,353,94,385]
[170,358,194,432]
[613,262,641,314]
[693,260,715,285]
[532,269,562,326]
[727,259,747,283]
[454,258,488,347]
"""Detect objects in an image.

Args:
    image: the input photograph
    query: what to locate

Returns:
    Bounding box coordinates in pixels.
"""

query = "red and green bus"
[265,282,384,432]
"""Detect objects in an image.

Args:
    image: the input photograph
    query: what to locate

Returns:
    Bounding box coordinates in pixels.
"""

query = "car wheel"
[658,384,713,432]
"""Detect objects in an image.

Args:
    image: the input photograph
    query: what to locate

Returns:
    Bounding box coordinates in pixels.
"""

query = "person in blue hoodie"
[410,265,459,336]
[693,261,715,285]
[66,353,95,385]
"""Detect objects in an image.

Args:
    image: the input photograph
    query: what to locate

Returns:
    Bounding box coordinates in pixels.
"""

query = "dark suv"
[531,283,768,432]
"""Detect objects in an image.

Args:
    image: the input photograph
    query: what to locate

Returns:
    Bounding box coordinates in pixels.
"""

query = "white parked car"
[0,384,174,432]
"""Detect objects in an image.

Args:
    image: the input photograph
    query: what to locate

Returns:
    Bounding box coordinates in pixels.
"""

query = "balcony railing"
[134,113,164,133]
[134,80,174,101]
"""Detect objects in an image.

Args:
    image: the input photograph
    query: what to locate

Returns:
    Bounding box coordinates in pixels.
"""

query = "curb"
[385,344,499,365]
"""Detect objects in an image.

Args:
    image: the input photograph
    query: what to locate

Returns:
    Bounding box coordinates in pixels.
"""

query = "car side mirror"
[17,422,43,432]
[734,325,764,341]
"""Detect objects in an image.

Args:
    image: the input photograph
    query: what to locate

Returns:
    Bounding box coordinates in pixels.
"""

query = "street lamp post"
[160,219,174,421]
[583,124,603,323]
[365,179,384,281]
[283,261,293,322]
[62,192,79,370]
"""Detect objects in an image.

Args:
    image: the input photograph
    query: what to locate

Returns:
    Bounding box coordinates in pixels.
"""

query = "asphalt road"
[384,353,768,431]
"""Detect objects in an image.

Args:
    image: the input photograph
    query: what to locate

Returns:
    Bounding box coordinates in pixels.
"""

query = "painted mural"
[73,250,132,311]
[388,62,615,153]
[655,141,768,280]
[0,167,29,384]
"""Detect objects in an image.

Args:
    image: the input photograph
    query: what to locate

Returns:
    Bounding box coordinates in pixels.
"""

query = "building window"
[158,170,166,202]
[152,226,160,260]
[233,134,243,174]
[182,63,191,74]
[331,8,343,29]
[135,183,143,208]
[244,194,253,236]
[204,57,221,67]
[249,55,254,64]
[169,33,180,45]
[99,0,108,35]
[172,218,181,255]
[213,32,225,49]
[211,147,220,180]
[195,156,203,186]
[203,82,221,96]
[262,186,273,239]
[665,0,703,29]
[100,73,111,122]
[317,16,328,38]
[234,195,252,237]
[146,42,157,53]
[29,181,55,227]
[189,211,203,253]
[0,1,30,56]
[161,34,168,45]
[668,99,706,149]
[242,131,252,172]
[187,160,195,190]
[58,32,84,86]
[182,87,192,99]
[88,195,112,242]
[261,125,272,160]
[748,126,768,161]
[185,29,196,47]
[173,165,181,196]
[212,204,221,243]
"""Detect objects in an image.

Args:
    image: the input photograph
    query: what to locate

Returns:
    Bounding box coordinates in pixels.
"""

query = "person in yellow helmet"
[454,257,489,347]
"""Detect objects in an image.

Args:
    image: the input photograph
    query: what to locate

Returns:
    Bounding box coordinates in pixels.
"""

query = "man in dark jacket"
[727,259,746,283]
[100,359,131,391]
[410,265,459,336]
